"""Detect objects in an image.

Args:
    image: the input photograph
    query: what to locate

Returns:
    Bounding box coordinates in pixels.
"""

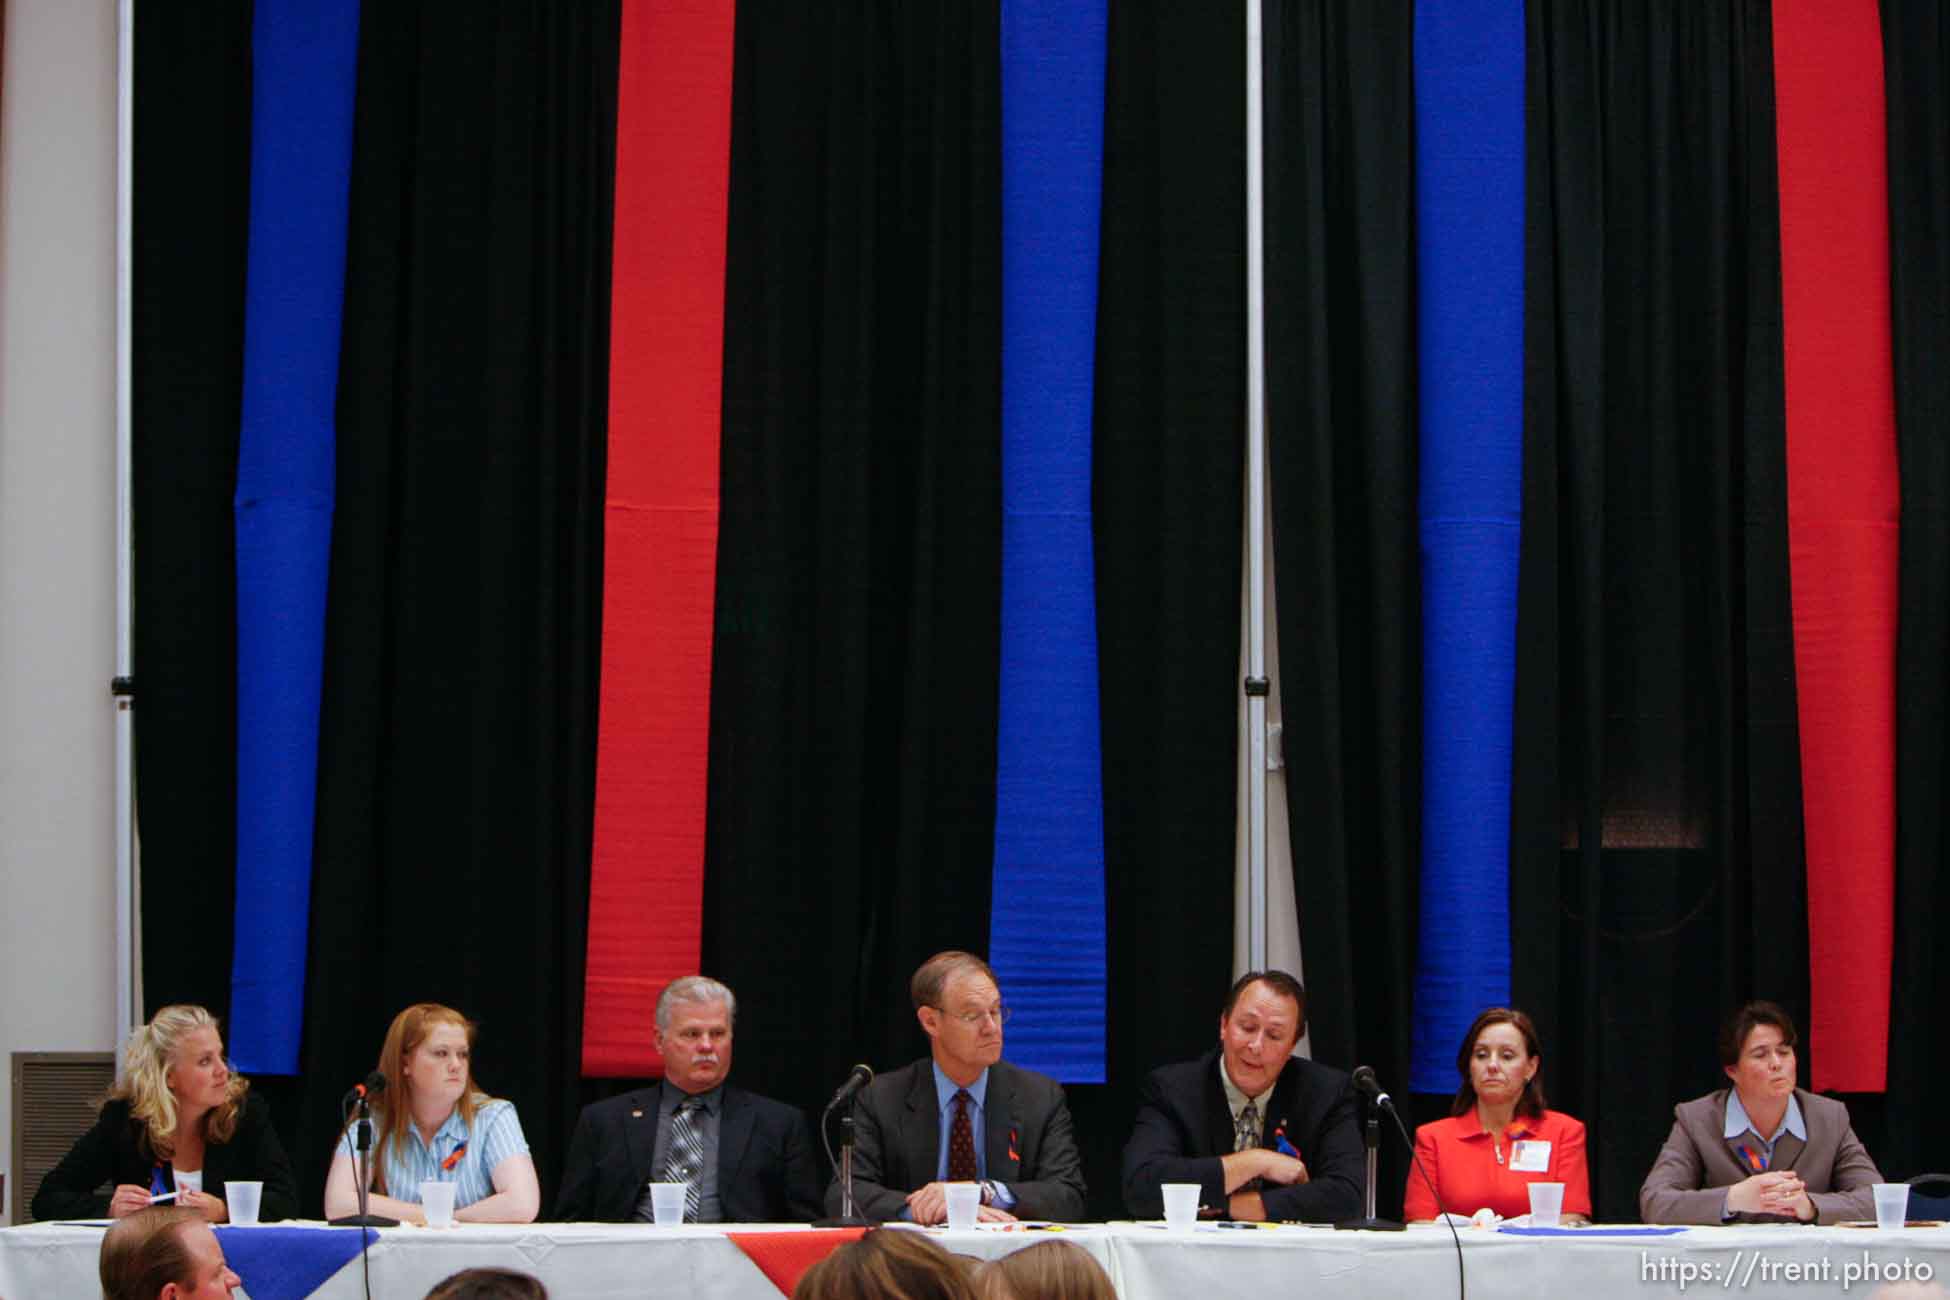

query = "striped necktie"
[660,1097,705,1222]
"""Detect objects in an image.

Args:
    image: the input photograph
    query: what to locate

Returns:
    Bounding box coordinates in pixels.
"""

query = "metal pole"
[114,0,139,1053]
[1244,0,1268,971]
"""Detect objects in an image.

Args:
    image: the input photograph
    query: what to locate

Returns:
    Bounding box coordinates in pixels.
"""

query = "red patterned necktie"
[948,1090,978,1182]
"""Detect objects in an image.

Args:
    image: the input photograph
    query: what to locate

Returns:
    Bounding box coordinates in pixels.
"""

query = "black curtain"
[702,0,1004,1131]
[1883,0,1950,1182]
[1512,0,1809,1221]
[131,0,252,1018]
[1262,0,1420,1217]
[1091,0,1246,1217]
[285,0,620,1216]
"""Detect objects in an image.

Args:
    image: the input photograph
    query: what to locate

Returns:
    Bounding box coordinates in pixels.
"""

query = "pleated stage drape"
[1511,0,1812,1220]
[128,0,1950,1224]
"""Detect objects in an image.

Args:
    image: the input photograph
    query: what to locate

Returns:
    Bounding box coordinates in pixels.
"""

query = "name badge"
[1510,1140,1552,1173]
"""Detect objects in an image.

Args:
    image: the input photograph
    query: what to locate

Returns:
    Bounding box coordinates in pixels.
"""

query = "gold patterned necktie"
[1235,1100,1261,1152]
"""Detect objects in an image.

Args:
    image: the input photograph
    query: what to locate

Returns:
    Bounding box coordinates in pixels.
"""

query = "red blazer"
[1403,1108,1591,1221]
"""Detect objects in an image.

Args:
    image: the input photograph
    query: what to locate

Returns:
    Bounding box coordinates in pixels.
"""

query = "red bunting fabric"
[727,1229,870,1297]
[583,0,736,1075]
[1773,0,1899,1092]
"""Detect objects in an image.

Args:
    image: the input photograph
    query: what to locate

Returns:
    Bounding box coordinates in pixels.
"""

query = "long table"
[4,1219,1946,1299]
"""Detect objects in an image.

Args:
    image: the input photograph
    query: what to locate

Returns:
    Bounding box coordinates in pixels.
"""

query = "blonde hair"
[975,1242,1117,1300]
[109,1005,249,1160]
[367,1003,493,1196]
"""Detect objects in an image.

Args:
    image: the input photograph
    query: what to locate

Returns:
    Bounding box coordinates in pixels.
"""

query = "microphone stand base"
[1333,1217,1404,1232]
[329,1214,400,1227]
[812,1216,874,1228]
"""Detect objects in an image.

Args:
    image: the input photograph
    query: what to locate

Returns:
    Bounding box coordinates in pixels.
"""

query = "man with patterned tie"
[554,976,822,1223]
[1120,970,1364,1222]
[826,951,1087,1223]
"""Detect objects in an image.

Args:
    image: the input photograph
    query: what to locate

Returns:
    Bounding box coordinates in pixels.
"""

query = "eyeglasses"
[934,1005,1012,1028]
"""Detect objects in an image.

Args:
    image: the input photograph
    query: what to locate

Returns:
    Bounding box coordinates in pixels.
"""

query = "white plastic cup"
[1874,1182,1910,1230]
[420,1180,457,1229]
[1160,1182,1201,1232]
[226,1181,263,1226]
[1527,1181,1565,1228]
[944,1182,982,1230]
[648,1182,688,1226]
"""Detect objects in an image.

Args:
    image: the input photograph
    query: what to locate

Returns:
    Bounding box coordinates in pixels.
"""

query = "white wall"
[0,0,120,1223]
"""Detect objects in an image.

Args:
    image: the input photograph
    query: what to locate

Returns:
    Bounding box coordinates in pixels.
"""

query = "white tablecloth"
[4,1220,1945,1299]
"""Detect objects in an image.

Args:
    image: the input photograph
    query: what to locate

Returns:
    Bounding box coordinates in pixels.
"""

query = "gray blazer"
[824,1057,1087,1222]
[1638,1087,1881,1225]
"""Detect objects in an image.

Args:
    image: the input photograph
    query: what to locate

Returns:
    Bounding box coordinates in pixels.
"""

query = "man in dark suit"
[1122,969,1363,1223]
[825,950,1087,1223]
[554,976,821,1223]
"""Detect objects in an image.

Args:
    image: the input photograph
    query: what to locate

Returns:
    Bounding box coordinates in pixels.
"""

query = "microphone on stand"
[827,1063,873,1109]
[815,1064,874,1227]
[341,1070,388,1107]
[1334,1065,1404,1232]
[330,1070,399,1228]
[1345,1065,1469,1295]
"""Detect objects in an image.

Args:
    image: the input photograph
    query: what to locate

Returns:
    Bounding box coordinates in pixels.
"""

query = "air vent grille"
[13,1052,115,1224]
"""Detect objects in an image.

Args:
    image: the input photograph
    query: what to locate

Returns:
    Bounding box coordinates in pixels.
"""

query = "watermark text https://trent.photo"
[1642,1249,1937,1291]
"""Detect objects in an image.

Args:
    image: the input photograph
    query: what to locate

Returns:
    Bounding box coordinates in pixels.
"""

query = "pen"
[147,1191,181,1204]
[1214,1220,1266,1229]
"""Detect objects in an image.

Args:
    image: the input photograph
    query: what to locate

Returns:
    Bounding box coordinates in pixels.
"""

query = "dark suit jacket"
[1122,1047,1363,1223]
[31,1093,298,1223]
[1638,1087,1882,1225]
[825,1058,1087,1222]
[553,1084,822,1223]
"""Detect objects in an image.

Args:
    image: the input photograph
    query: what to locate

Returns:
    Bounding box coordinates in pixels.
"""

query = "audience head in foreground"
[423,1267,550,1299]
[99,1205,240,1300]
[793,1227,979,1300]
[974,1239,1117,1300]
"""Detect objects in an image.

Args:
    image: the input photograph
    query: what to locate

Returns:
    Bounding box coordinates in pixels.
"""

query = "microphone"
[1336,1066,1404,1233]
[332,1071,399,1229]
[342,1070,387,1107]
[827,1063,873,1109]
[817,1064,875,1226]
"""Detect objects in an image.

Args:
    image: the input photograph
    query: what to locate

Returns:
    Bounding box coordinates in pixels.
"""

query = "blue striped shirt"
[342,1098,529,1210]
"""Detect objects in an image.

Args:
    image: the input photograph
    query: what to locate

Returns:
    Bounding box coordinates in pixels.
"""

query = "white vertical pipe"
[1244,0,1268,971]
[114,0,139,1052]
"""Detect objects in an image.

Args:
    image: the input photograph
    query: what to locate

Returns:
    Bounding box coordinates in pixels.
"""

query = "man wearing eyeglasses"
[826,950,1087,1223]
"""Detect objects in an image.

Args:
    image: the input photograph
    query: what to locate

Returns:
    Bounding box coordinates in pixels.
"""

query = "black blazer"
[31,1093,299,1223]
[825,1058,1087,1222]
[553,1084,822,1223]
[1122,1047,1363,1223]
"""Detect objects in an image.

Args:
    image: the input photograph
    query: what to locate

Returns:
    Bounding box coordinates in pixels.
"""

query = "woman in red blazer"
[1402,1007,1591,1223]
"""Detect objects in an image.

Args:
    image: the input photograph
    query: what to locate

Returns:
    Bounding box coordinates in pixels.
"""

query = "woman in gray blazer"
[1639,1001,1881,1224]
